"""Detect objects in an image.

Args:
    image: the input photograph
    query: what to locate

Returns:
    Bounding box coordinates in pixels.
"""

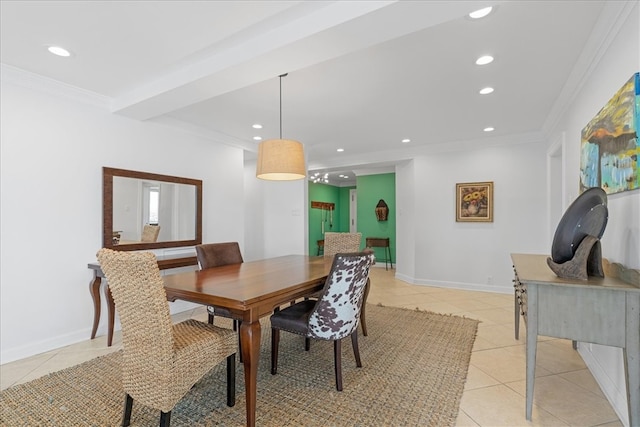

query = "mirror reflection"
[103,167,202,251]
[112,176,197,245]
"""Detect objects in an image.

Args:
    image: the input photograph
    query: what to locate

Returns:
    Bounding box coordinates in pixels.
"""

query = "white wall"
[395,140,548,294]
[545,3,639,424]
[243,158,307,261]
[0,67,245,363]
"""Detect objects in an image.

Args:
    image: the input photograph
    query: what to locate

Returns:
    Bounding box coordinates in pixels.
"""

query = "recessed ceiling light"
[469,7,493,19]
[253,136,262,141]
[401,139,411,143]
[484,127,495,132]
[337,148,344,152]
[479,87,494,95]
[252,124,262,129]
[47,46,71,57]
[476,55,494,65]
[342,175,349,179]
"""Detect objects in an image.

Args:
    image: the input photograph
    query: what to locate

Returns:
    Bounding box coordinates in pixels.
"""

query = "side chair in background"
[141,224,160,242]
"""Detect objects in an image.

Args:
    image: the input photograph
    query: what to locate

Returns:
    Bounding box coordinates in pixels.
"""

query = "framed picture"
[456,181,493,222]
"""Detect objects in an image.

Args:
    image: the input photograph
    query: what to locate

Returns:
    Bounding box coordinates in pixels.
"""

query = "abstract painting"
[580,72,639,194]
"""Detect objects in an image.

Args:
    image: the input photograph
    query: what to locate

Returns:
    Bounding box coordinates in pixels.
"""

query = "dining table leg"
[240,319,261,427]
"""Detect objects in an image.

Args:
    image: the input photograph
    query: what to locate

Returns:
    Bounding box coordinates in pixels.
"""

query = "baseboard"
[1,300,200,365]
[394,273,512,294]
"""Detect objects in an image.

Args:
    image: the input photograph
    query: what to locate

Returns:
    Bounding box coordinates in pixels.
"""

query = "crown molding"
[1,63,111,109]
[542,1,637,136]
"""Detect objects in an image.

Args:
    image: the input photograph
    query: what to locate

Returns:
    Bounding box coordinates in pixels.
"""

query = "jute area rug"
[0,304,478,427]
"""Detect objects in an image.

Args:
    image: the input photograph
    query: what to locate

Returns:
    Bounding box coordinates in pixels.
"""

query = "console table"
[366,237,393,270]
[511,253,639,426]
[88,254,198,346]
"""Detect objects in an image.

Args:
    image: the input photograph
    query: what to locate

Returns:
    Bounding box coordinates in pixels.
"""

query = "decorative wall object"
[311,201,334,233]
[375,199,389,221]
[580,72,639,194]
[456,182,493,222]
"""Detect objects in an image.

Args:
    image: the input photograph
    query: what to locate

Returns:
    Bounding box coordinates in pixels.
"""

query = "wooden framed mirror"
[103,167,202,251]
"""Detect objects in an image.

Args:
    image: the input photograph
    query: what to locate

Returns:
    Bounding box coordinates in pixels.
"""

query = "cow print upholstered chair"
[269,252,374,391]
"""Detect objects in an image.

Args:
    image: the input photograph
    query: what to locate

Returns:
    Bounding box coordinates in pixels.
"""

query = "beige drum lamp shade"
[256,139,306,181]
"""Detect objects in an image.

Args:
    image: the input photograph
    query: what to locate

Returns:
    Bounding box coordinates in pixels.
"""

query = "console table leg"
[89,276,102,339]
[526,284,538,421]
[104,285,115,347]
[625,293,640,427]
[514,289,520,340]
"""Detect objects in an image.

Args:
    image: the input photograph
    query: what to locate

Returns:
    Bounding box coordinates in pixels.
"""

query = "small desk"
[366,237,393,270]
[163,255,330,427]
[87,254,198,346]
[511,253,639,426]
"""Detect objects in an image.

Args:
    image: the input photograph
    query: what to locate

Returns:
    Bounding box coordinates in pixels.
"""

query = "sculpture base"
[546,235,604,281]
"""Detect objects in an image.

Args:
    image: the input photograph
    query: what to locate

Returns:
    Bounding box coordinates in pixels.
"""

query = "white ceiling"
[1,1,612,186]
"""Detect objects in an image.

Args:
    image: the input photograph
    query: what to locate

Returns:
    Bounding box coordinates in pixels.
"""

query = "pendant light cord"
[279,73,288,139]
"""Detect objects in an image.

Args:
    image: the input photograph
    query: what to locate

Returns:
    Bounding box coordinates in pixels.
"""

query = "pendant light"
[256,73,306,180]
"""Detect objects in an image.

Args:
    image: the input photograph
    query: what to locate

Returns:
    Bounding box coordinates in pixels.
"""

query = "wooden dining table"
[163,255,331,427]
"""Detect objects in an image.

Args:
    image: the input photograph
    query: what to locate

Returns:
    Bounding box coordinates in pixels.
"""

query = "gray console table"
[511,253,639,426]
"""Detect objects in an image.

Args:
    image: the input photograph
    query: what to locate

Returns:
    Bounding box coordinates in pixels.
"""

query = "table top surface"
[511,253,640,291]
[163,255,332,309]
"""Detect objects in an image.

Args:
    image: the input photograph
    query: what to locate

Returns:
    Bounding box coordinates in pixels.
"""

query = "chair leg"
[334,339,343,391]
[208,313,214,325]
[159,411,171,427]
[305,337,310,351]
[235,321,243,363]
[122,394,133,427]
[226,353,236,407]
[360,278,370,336]
[351,330,363,367]
[271,328,280,375]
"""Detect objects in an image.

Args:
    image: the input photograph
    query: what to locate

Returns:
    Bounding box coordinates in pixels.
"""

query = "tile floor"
[0,268,623,426]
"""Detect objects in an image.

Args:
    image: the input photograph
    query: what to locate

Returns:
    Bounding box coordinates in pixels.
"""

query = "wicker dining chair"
[270,252,374,391]
[323,232,362,258]
[97,248,236,427]
[141,224,161,242]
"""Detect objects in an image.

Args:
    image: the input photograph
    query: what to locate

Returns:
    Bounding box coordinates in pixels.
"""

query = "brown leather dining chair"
[195,242,244,357]
[195,242,244,325]
[270,252,375,391]
[97,248,236,427]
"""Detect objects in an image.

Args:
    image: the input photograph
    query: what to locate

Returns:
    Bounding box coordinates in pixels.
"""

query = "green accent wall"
[308,183,352,255]
[356,173,396,264]
[308,174,396,265]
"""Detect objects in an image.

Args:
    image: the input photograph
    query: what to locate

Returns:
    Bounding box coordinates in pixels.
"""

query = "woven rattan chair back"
[141,224,161,242]
[97,249,174,368]
[323,232,362,259]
